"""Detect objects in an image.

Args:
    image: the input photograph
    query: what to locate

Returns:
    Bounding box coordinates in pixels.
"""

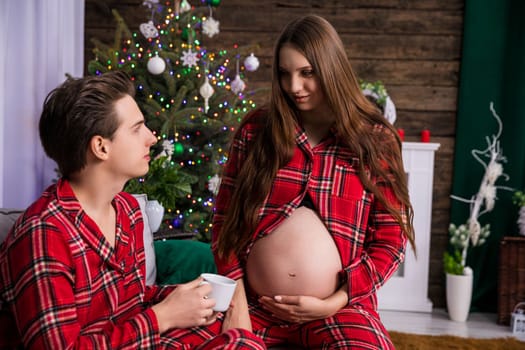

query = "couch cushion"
[155,239,217,285]
[0,209,24,348]
[0,209,24,244]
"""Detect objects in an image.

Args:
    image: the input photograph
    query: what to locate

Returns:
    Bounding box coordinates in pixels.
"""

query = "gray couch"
[0,209,23,243]
[0,208,24,348]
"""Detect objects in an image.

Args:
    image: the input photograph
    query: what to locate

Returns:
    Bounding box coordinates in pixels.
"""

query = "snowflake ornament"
[181,49,199,67]
[202,16,220,38]
[139,20,159,39]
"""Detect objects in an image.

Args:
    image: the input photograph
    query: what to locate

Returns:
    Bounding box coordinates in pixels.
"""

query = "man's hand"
[152,277,218,333]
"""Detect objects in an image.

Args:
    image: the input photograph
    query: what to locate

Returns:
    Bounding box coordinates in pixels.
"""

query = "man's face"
[104,95,157,182]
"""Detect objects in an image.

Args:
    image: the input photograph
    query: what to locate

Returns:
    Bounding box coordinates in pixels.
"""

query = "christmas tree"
[87,0,262,242]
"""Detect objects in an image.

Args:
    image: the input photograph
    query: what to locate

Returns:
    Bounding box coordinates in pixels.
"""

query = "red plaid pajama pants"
[248,299,394,349]
[162,325,266,349]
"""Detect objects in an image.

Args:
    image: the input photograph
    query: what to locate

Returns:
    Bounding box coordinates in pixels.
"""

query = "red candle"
[421,129,430,142]
[397,128,405,141]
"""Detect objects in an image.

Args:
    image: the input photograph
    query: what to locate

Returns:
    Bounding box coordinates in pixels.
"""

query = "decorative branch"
[449,102,512,269]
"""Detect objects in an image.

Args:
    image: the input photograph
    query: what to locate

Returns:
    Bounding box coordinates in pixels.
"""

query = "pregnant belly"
[246,207,342,299]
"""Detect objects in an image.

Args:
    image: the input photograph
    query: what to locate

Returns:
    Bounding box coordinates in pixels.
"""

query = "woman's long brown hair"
[216,15,415,260]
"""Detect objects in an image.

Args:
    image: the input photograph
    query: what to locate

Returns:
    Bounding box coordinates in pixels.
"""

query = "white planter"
[446,272,473,322]
[145,200,164,233]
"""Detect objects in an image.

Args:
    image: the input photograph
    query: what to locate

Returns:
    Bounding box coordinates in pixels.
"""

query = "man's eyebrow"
[131,118,146,128]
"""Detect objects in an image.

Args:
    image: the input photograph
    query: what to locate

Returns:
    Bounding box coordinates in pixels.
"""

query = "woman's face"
[278,44,328,115]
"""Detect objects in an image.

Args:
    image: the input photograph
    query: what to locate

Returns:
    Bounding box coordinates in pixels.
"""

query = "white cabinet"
[377,142,440,312]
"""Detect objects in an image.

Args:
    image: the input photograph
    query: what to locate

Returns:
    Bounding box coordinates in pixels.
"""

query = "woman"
[212,15,414,349]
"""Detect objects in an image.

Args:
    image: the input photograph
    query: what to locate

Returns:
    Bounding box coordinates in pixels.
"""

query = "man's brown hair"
[39,71,135,178]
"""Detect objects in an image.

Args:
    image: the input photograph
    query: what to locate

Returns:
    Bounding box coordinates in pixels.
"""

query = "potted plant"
[512,190,525,236]
[443,223,489,322]
[124,147,198,233]
[124,155,197,209]
[444,102,512,322]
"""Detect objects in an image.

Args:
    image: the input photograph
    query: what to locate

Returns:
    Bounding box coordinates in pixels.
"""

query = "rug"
[390,331,525,349]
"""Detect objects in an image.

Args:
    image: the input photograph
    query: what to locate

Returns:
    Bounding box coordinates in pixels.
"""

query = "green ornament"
[181,27,189,41]
[174,142,184,155]
[181,27,196,42]
[207,0,220,6]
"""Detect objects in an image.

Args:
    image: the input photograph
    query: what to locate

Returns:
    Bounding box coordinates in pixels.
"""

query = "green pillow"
[154,239,217,285]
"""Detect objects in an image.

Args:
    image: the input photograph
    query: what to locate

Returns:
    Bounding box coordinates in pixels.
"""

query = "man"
[0,71,264,349]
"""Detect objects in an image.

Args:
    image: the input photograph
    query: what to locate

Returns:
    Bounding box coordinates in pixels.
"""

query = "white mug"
[200,273,236,312]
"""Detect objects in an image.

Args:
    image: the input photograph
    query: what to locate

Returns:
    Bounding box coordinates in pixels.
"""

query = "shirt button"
[120,261,125,269]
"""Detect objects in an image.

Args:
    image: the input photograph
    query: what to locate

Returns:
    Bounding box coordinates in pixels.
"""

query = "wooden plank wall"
[85,0,464,308]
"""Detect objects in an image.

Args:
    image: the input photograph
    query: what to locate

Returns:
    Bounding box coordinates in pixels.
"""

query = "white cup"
[200,273,236,312]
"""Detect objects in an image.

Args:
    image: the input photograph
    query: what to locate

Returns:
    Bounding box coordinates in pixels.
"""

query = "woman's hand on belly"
[258,282,349,323]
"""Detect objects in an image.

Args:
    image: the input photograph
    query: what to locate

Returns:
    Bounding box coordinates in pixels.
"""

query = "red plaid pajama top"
[213,108,408,309]
[0,180,267,349]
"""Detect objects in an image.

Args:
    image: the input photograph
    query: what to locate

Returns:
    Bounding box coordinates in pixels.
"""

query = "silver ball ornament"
[147,55,166,75]
[243,53,260,72]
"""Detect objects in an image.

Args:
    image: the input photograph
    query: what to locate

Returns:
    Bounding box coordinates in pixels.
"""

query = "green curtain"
[451,0,525,312]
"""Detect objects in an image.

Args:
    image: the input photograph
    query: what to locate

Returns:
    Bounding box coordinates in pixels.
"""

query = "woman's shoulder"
[234,107,269,139]
[240,107,269,128]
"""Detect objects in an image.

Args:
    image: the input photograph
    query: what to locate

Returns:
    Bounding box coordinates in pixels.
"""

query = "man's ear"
[90,135,110,160]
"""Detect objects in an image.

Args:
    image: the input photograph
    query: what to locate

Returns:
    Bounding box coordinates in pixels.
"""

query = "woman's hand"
[258,283,348,323]
[258,295,332,323]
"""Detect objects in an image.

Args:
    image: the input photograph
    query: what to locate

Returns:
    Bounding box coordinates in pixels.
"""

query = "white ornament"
[143,0,159,9]
[231,74,246,94]
[243,53,260,72]
[383,96,397,125]
[199,76,214,113]
[161,140,174,157]
[181,49,199,68]
[208,174,221,196]
[145,199,164,233]
[180,0,191,13]
[147,55,166,75]
[362,89,396,125]
[202,16,220,38]
[140,20,159,39]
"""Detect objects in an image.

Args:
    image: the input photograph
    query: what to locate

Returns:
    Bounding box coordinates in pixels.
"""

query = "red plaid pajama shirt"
[0,179,265,349]
[213,109,407,349]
